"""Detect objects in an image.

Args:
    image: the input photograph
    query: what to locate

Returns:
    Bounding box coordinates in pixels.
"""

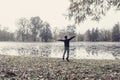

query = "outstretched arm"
[69,36,75,41]
[57,39,64,41]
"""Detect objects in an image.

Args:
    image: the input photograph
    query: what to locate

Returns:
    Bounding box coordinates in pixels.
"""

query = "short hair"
[64,36,67,39]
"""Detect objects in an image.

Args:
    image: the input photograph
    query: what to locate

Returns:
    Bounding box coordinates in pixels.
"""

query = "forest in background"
[0,16,120,42]
[0,0,120,42]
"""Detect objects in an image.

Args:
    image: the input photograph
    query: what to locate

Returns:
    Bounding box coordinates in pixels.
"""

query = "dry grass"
[0,55,120,80]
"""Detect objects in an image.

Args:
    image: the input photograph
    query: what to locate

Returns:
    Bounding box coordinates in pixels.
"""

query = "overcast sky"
[0,0,120,34]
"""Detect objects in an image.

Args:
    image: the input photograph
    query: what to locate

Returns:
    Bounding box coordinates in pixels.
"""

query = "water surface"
[0,42,120,59]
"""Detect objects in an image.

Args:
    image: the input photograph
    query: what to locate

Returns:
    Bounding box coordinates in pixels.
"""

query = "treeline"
[52,23,120,42]
[0,27,15,41]
[15,16,52,42]
[15,16,76,42]
[0,16,120,42]
[81,23,120,42]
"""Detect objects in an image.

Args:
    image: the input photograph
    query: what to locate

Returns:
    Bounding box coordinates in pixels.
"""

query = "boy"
[58,36,75,61]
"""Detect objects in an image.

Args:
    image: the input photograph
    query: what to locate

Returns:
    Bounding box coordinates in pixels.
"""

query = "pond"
[0,42,120,59]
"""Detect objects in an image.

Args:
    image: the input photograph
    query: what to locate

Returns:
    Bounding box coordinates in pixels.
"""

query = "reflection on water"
[0,42,120,59]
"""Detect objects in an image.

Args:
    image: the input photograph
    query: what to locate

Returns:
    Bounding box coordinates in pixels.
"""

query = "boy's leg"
[63,49,66,60]
[66,48,69,61]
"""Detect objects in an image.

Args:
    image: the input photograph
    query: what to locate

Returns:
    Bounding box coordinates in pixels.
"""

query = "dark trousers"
[63,47,69,59]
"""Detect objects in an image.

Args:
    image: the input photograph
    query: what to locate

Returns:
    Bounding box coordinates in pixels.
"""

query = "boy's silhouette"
[58,36,75,61]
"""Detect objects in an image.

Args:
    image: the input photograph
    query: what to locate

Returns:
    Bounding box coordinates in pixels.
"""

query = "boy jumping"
[58,36,75,61]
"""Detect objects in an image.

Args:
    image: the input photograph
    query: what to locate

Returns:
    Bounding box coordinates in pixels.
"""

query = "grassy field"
[0,55,120,80]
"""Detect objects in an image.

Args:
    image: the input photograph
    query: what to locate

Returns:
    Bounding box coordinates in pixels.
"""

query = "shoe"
[63,58,64,60]
[66,58,69,62]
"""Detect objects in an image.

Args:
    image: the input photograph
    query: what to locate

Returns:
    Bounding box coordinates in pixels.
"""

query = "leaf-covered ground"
[0,55,120,80]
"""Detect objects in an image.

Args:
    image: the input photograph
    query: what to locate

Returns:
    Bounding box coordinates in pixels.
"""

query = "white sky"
[0,0,120,34]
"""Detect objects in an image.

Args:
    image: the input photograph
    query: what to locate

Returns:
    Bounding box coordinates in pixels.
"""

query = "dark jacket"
[58,36,75,47]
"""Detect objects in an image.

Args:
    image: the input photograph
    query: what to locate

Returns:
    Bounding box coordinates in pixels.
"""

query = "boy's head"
[64,36,67,39]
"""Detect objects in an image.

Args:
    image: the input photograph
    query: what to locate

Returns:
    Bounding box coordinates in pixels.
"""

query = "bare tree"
[84,29,91,41]
[53,27,59,41]
[30,16,43,41]
[112,23,120,41]
[16,18,29,41]
[40,22,52,42]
